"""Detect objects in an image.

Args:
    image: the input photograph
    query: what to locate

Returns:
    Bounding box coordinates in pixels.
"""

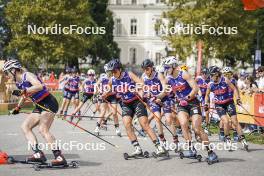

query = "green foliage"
[3,0,119,68]
[162,0,260,66]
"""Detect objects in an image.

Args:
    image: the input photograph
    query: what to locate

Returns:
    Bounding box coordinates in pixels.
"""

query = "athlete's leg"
[21,113,40,147]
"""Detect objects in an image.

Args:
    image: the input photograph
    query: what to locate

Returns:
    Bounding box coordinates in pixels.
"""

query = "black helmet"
[141,59,154,69]
[209,66,221,75]
[201,67,209,75]
[108,59,122,71]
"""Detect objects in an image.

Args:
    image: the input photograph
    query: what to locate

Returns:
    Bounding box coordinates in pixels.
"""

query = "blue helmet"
[201,67,209,75]
[209,66,221,76]
[141,59,154,69]
[107,59,122,71]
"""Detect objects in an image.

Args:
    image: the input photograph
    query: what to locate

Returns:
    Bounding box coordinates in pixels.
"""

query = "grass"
[208,123,264,145]
[0,91,63,115]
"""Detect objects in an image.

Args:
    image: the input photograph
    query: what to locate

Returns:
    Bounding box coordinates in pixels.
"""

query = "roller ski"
[123,147,149,160]
[33,160,79,171]
[152,145,169,158]
[224,136,233,151]
[206,151,219,165]
[7,151,47,164]
[179,148,202,162]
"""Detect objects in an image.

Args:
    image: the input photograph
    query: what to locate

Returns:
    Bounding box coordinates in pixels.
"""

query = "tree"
[3,0,119,69]
[87,0,120,64]
[161,0,259,66]
[0,0,11,58]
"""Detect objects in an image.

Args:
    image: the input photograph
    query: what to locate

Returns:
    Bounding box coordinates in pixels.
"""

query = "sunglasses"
[88,74,95,76]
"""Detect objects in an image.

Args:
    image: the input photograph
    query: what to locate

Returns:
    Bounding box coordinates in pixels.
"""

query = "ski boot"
[51,154,67,166]
[123,146,149,160]
[152,145,169,158]
[219,131,225,141]
[233,131,239,142]
[115,127,122,137]
[224,136,232,151]
[27,151,47,163]
[206,151,219,165]
[239,135,249,152]
[94,126,100,136]
[179,148,202,162]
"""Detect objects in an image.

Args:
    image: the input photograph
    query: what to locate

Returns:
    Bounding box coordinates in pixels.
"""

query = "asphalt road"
[0,111,264,176]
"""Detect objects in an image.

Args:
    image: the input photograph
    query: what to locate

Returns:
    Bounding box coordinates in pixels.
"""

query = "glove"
[12,89,26,97]
[236,99,242,106]
[204,104,209,112]
[10,106,21,115]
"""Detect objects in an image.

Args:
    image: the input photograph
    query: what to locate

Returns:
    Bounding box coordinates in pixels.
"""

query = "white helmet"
[3,60,22,72]
[87,69,95,75]
[104,63,110,73]
[155,65,165,73]
[100,73,108,79]
[163,56,178,67]
[222,67,232,73]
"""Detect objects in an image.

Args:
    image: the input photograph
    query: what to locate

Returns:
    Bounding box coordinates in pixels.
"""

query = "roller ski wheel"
[206,152,219,165]
[33,161,79,171]
[179,151,202,162]
[152,151,169,159]
[206,158,219,165]
[123,151,149,160]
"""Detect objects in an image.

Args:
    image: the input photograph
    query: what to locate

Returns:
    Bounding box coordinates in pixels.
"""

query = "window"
[116,0,121,5]
[131,0,137,5]
[129,48,137,64]
[130,19,137,35]
[115,18,122,36]
[155,53,161,65]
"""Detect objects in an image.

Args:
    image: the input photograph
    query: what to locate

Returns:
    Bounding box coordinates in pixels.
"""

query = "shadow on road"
[219,157,245,163]
[9,154,80,160]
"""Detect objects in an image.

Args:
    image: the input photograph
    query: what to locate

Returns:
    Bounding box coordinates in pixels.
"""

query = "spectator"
[243,75,258,95]
[237,72,247,90]
[256,66,264,91]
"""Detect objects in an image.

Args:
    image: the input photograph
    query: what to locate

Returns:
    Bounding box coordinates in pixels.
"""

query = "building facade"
[108,0,169,65]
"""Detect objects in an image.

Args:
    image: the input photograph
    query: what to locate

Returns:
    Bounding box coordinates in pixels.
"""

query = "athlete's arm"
[205,85,211,105]
[25,72,44,95]
[182,71,199,99]
[226,79,241,100]
[128,71,144,85]
[156,72,169,99]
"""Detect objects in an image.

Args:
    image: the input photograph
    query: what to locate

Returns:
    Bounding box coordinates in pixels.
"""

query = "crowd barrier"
[237,93,264,126]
